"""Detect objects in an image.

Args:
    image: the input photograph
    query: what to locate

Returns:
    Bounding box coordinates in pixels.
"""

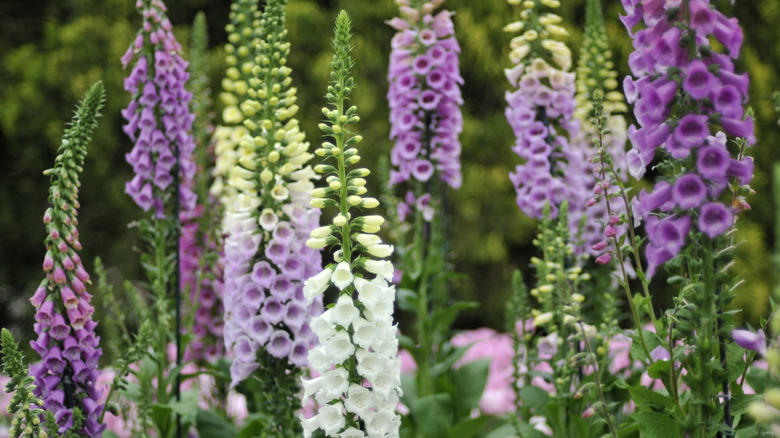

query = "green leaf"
[730,393,762,417]
[168,390,201,428]
[237,414,271,438]
[397,288,419,312]
[448,415,490,438]
[431,302,480,335]
[415,393,453,436]
[646,359,671,381]
[483,422,517,438]
[725,343,749,383]
[520,385,550,412]
[486,420,550,438]
[430,345,470,378]
[630,330,663,363]
[629,386,673,409]
[149,403,173,431]
[196,409,237,438]
[452,359,490,420]
[103,432,120,438]
[745,366,768,394]
[618,419,640,438]
[633,412,679,438]
[398,334,416,351]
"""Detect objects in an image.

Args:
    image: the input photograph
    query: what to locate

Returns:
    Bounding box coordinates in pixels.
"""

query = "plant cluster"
[0,0,773,437]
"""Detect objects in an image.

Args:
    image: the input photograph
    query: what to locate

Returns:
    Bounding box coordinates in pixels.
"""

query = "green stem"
[695,238,716,438]
[579,321,619,438]
[598,136,655,366]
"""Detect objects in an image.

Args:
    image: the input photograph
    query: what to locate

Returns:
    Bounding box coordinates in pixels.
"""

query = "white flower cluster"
[298,11,402,436]
[300,265,402,437]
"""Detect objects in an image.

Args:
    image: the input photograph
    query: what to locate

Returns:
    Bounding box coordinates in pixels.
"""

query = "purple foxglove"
[504,0,590,234]
[622,0,755,276]
[30,82,106,437]
[120,0,197,219]
[387,0,463,221]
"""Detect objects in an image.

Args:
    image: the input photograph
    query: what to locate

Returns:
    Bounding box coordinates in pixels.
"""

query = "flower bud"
[306,238,329,249]
[333,214,348,227]
[311,225,335,239]
[361,197,379,209]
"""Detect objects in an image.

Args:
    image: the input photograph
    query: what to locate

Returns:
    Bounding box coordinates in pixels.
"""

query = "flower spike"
[219,0,323,389]
[31,81,106,437]
[300,11,402,438]
[504,0,592,246]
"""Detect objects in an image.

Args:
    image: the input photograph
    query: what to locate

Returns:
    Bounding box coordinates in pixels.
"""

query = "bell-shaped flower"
[317,402,346,436]
[698,202,733,238]
[325,330,356,365]
[344,384,373,418]
[320,368,350,402]
[332,295,360,329]
[363,259,394,282]
[304,267,333,304]
[330,261,353,290]
[732,328,766,355]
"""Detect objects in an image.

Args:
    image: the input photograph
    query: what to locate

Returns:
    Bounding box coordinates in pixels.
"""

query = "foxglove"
[210,0,262,201]
[622,0,754,277]
[300,11,402,437]
[386,0,463,219]
[504,0,591,241]
[121,0,197,219]
[31,82,106,437]
[219,0,322,389]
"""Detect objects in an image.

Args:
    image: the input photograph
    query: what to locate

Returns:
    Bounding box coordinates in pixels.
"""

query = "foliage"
[0,0,777,345]
[0,328,47,438]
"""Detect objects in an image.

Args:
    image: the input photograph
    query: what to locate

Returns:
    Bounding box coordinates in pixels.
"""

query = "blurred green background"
[0,0,777,347]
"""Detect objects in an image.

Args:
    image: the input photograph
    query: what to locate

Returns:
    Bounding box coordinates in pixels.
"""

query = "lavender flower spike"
[504,0,589,228]
[121,0,197,219]
[31,82,106,437]
[220,0,322,386]
[387,0,464,211]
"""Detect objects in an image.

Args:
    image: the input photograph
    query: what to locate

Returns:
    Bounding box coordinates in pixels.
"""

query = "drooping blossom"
[504,0,591,239]
[219,0,322,386]
[31,82,106,437]
[621,0,754,277]
[300,12,402,437]
[386,0,463,221]
[121,0,197,219]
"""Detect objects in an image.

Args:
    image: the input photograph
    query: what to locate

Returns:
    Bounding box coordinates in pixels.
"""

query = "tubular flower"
[181,12,225,363]
[505,0,590,230]
[210,0,262,202]
[386,0,463,219]
[121,0,197,219]
[31,82,106,437]
[220,0,322,386]
[621,0,754,277]
[300,12,402,437]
